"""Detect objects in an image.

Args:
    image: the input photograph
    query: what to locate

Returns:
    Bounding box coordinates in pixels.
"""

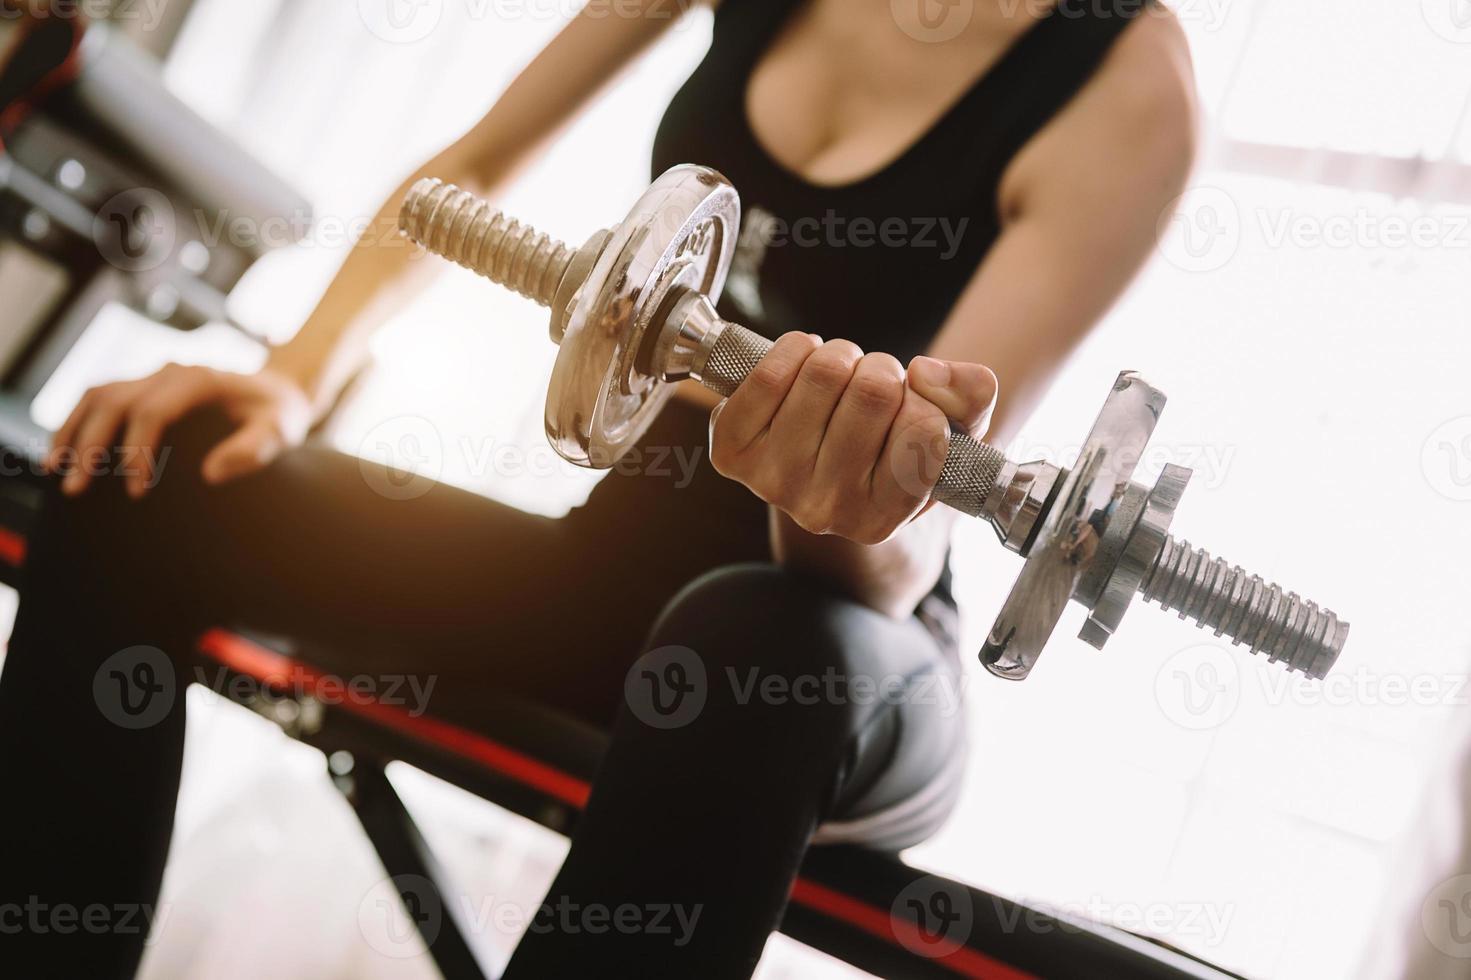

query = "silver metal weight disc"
[546,165,740,468]
[979,372,1167,680]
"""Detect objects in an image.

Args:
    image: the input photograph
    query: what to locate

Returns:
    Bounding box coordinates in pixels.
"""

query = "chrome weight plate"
[545,165,740,467]
[979,372,1166,680]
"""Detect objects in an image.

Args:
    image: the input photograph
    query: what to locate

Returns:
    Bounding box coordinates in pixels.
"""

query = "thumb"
[906,356,998,438]
[201,420,284,485]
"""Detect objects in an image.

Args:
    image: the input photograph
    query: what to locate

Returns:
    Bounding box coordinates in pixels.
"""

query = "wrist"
[769,507,920,618]
[263,345,339,420]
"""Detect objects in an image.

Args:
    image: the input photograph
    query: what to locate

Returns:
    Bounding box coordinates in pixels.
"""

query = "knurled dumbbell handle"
[695,321,1010,518]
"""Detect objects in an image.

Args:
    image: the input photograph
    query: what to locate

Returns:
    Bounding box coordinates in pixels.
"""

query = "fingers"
[706,331,1003,545]
[201,419,284,486]
[813,352,905,494]
[46,390,95,474]
[710,332,820,455]
[874,386,952,523]
[119,370,212,498]
[766,338,864,468]
[907,356,998,439]
[57,385,134,496]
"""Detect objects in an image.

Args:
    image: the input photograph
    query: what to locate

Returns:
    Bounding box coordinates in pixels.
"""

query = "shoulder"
[1000,3,1198,221]
[1097,4,1198,158]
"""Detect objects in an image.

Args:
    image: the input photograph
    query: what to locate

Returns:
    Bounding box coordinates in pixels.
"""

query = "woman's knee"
[646,563,861,679]
[633,564,894,755]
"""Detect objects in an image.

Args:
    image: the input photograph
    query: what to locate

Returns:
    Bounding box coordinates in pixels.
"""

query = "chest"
[743,0,1031,186]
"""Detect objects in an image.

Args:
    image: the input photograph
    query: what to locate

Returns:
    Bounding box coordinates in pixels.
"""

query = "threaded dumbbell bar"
[399,175,1348,680]
[405,179,575,304]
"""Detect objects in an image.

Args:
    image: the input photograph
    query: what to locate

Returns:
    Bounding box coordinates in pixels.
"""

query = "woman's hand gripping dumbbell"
[399,165,1349,682]
[700,333,998,546]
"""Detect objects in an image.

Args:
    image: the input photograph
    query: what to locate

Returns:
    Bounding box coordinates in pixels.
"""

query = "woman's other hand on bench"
[43,365,313,499]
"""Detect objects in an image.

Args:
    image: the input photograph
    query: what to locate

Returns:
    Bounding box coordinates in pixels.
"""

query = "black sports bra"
[652,0,1150,363]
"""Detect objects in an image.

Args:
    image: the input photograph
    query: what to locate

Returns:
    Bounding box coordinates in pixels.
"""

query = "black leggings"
[0,407,965,979]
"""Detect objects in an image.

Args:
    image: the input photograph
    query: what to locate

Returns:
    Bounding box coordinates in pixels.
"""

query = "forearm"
[264,1,684,415]
[264,144,503,415]
[770,505,954,619]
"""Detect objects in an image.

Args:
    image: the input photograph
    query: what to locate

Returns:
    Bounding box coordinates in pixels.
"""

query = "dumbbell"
[398,164,1349,681]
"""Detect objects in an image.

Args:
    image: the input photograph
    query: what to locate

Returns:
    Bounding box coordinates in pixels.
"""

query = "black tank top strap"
[938,0,1154,179]
[706,0,803,77]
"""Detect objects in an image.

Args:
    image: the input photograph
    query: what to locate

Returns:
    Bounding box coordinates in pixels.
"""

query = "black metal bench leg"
[333,753,497,980]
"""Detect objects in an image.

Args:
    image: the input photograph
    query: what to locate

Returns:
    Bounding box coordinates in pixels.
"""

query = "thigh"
[30,411,644,728]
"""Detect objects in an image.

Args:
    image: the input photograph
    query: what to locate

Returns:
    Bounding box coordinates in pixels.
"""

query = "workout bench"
[0,449,1239,979]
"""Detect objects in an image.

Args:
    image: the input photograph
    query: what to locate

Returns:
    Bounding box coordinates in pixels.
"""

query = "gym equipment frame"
[0,478,1243,978]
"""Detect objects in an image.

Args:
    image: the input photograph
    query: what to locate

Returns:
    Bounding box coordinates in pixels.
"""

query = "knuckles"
[883,398,952,501]
[745,332,820,395]
[129,403,162,429]
[86,383,124,408]
[791,500,904,545]
[845,364,905,413]
[744,357,793,396]
[710,339,935,546]
[797,342,862,393]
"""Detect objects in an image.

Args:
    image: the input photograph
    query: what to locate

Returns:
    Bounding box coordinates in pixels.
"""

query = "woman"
[2,0,1195,975]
